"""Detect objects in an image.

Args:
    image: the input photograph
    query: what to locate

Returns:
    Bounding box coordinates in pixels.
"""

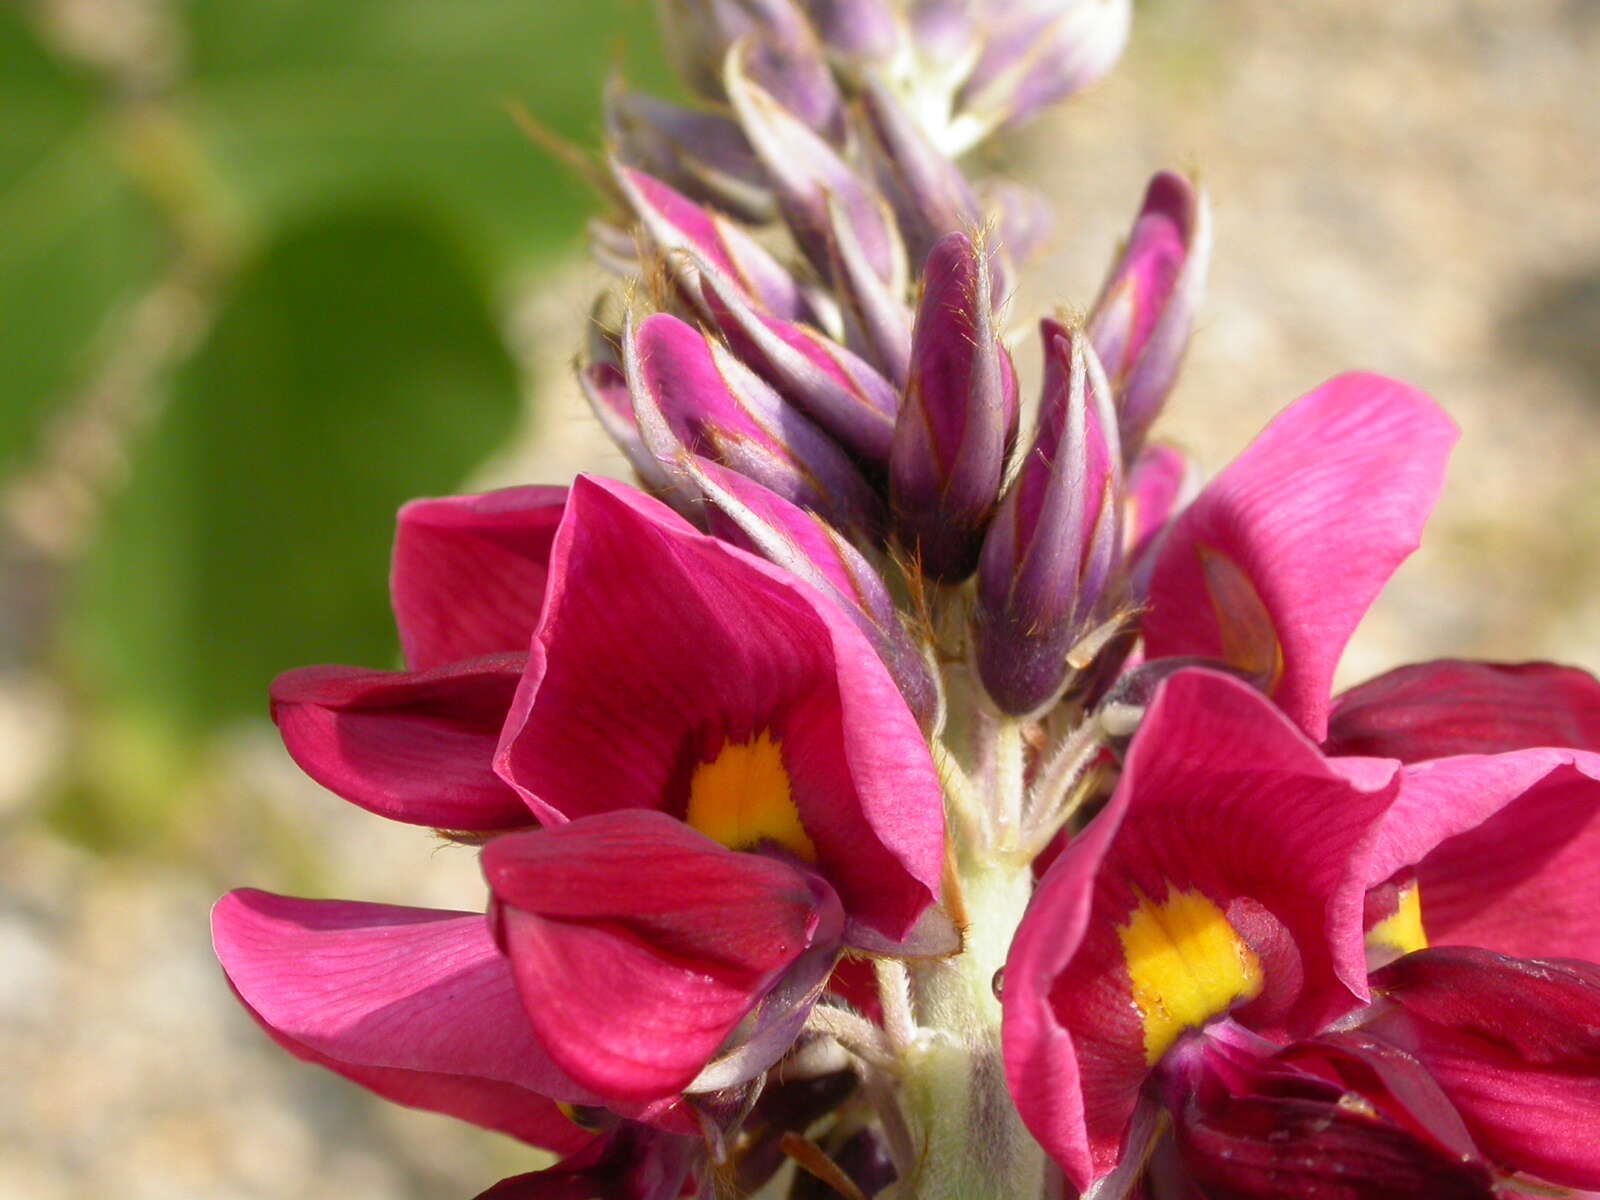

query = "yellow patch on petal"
[1117,887,1264,1065]
[685,730,816,861]
[1198,545,1284,692]
[1368,880,1428,959]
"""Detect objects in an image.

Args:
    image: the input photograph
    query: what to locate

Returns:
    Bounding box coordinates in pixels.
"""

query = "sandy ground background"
[3,1,1598,1196]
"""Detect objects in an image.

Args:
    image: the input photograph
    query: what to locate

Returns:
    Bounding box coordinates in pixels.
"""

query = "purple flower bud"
[1087,170,1213,457]
[654,0,813,98]
[795,0,900,66]
[859,77,986,270]
[689,458,940,728]
[577,303,693,509]
[738,33,849,146]
[724,45,907,292]
[611,164,811,323]
[976,323,1122,715]
[696,257,900,464]
[956,0,1133,139]
[822,193,915,387]
[890,232,1016,581]
[907,0,981,73]
[624,312,884,536]
[604,82,774,224]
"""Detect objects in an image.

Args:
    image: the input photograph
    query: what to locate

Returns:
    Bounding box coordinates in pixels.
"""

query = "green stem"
[900,858,1045,1200]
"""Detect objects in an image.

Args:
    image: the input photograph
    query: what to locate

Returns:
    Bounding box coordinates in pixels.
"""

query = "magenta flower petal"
[212,889,591,1149]
[1144,372,1458,739]
[1002,668,1399,1188]
[1326,658,1600,760]
[391,486,567,671]
[1364,748,1600,961]
[484,810,843,1105]
[1174,1092,1495,1200]
[270,656,532,831]
[1368,948,1600,1189]
[1123,442,1195,576]
[495,475,944,942]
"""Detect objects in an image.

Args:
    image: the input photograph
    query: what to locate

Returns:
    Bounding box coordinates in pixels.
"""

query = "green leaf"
[180,0,675,264]
[66,203,521,733]
[0,9,161,473]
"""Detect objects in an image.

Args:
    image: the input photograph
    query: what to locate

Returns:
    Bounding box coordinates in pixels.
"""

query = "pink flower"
[1001,667,1600,1195]
[216,473,950,1185]
[487,476,951,1103]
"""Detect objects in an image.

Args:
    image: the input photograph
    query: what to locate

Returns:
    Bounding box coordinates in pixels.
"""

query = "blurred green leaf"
[0,9,161,473]
[180,0,675,264]
[67,203,521,733]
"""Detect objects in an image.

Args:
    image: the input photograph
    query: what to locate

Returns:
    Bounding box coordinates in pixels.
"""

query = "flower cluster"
[213,2,1600,1197]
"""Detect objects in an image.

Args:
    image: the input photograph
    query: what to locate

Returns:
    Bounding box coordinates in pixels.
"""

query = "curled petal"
[1368,948,1600,1190]
[1144,372,1458,739]
[484,810,844,1105]
[1363,749,1600,961]
[271,656,531,831]
[1327,658,1600,760]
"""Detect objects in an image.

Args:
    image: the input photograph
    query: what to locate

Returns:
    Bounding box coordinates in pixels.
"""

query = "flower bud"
[956,0,1133,140]
[976,323,1122,715]
[795,0,900,67]
[1087,170,1212,457]
[695,256,900,464]
[859,77,986,272]
[822,193,915,387]
[605,81,774,223]
[654,0,812,98]
[724,43,906,293]
[889,232,1017,581]
[612,164,811,323]
[624,312,884,536]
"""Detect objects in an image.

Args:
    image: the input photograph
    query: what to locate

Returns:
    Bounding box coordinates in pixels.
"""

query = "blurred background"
[1,0,1596,1195]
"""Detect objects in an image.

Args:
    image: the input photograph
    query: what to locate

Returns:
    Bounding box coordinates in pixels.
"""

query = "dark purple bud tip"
[890,232,1014,582]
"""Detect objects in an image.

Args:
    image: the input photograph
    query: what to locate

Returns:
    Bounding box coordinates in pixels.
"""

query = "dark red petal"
[271,655,531,830]
[1327,659,1600,760]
